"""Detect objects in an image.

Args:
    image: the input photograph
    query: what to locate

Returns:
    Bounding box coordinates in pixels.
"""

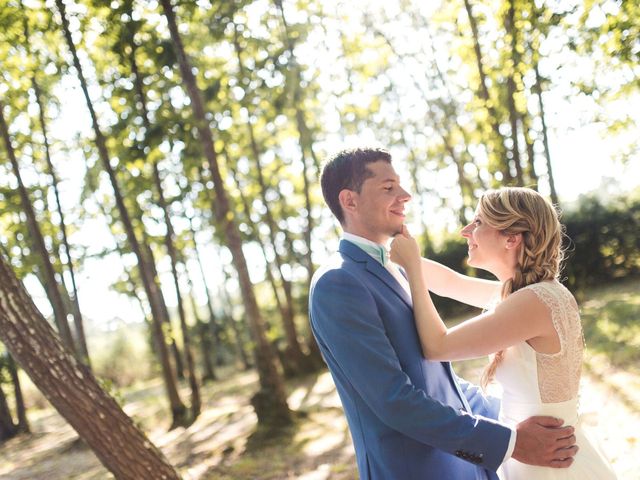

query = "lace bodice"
[496,280,584,404]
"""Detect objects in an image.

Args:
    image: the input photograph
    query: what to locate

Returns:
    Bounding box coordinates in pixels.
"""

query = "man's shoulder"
[311,253,363,290]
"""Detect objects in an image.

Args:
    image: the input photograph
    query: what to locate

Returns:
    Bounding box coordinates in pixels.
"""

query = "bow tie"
[355,242,390,267]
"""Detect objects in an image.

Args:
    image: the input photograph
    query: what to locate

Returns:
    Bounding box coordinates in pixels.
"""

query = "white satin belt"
[500,397,580,426]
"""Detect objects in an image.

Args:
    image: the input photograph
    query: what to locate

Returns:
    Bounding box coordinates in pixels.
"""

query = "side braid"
[479,189,564,389]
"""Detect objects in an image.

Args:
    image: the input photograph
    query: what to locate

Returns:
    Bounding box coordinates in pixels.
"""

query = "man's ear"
[338,189,357,214]
[505,232,522,250]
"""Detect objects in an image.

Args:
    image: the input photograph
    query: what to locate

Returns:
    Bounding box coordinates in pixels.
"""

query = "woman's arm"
[419,258,500,309]
[390,228,556,361]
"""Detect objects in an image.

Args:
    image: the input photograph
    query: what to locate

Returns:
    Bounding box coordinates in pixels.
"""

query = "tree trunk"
[152,161,200,418]
[0,101,76,352]
[219,265,252,371]
[504,0,523,186]
[54,0,187,427]
[462,0,511,182]
[0,256,181,478]
[20,7,90,366]
[0,379,16,442]
[160,0,291,426]
[7,355,29,433]
[228,157,313,377]
[187,213,224,367]
[274,0,317,291]
[520,112,539,190]
[534,63,559,206]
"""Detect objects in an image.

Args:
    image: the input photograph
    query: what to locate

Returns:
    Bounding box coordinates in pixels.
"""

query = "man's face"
[342,160,411,243]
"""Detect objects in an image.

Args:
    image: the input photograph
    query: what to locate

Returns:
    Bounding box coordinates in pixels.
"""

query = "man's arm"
[310,268,511,471]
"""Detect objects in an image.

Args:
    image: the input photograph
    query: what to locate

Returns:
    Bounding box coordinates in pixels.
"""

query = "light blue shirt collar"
[343,232,390,266]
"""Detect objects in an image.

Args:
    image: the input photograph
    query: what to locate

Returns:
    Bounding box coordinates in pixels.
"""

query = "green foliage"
[563,191,640,289]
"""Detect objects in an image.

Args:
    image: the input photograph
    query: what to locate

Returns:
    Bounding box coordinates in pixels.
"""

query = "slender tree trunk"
[187,214,224,367]
[219,265,252,371]
[160,0,291,426]
[462,0,511,182]
[0,380,16,441]
[0,256,181,478]
[20,7,90,365]
[274,0,317,292]
[190,295,216,382]
[140,238,185,380]
[534,63,559,206]
[228,156,312,376]
[127,17,190,388]
[504,0,523,185]
[54,0,187,427]
[520,113,539,190]
[6,355,29,433]
[0,101,75,352]
[152,161,200,418]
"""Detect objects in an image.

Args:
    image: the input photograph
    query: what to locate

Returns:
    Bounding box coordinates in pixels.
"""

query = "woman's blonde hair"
[478,187,565,389]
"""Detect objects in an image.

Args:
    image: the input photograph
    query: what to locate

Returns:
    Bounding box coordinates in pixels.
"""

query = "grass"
[1,278,639,479]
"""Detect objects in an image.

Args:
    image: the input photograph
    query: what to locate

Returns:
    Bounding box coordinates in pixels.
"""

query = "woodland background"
[0,0,639,478]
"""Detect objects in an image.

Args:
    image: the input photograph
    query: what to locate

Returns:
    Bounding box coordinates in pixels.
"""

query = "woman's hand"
[390,225,421,271]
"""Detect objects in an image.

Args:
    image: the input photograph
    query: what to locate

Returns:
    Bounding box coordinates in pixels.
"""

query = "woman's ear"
[505,232,523,250]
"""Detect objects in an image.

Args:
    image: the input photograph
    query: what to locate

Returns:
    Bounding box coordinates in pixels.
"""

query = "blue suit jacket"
[309,240,511,480]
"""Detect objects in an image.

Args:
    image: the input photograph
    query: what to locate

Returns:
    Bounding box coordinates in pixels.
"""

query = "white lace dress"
[495,280,616,479]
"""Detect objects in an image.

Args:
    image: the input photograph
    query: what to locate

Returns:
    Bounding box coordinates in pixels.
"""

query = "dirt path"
[1,359,638,480]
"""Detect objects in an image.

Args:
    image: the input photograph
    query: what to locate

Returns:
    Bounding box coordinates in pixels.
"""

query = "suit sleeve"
[310,268,511,471]
[456,374,501,420]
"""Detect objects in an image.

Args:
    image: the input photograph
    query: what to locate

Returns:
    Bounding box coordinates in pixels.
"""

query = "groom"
[309,148,577,480]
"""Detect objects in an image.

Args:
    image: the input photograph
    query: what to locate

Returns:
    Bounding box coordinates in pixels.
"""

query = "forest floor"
[1,279,639,480]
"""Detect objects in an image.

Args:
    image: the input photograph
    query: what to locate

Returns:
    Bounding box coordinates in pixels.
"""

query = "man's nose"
[398,188,411,202]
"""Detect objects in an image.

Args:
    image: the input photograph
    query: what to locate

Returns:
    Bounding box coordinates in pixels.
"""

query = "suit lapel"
[339,240,412,309]
[340,240,471,411]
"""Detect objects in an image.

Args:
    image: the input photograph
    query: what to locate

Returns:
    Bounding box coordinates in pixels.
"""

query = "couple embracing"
[309,148,616,479]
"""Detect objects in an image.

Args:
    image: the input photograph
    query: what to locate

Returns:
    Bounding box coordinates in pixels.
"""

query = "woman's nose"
[461,223,473,237]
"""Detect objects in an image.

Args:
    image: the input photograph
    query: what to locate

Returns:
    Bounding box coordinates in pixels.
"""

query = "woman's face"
[460,208,507,270]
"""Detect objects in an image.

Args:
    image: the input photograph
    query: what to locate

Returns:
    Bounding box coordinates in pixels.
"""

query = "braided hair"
[478,188,565,389]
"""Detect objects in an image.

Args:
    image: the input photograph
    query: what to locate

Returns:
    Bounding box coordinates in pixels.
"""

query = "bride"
[390,187,616,479]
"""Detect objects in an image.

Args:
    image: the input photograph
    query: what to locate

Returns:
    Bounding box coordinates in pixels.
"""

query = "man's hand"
[512,416,578,468]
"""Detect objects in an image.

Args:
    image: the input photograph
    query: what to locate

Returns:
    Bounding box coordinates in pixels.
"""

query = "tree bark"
[7,355,29,433]
[54,0,187,427]
[160,0,291,426]
[0,101,76,352]
[0,255,181,478]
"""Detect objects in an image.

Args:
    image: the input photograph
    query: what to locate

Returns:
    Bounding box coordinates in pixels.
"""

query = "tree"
[53,0,188,427]
[0,254,181,478]
[159,0,292,427]
[0,100,75,352]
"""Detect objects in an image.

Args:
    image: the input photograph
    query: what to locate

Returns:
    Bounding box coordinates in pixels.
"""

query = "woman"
[390,187,616,479]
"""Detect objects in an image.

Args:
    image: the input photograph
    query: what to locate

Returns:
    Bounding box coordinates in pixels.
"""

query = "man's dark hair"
[320,147,392,224]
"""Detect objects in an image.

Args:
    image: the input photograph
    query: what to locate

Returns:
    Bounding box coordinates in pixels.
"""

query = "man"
[309,148,577,479]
